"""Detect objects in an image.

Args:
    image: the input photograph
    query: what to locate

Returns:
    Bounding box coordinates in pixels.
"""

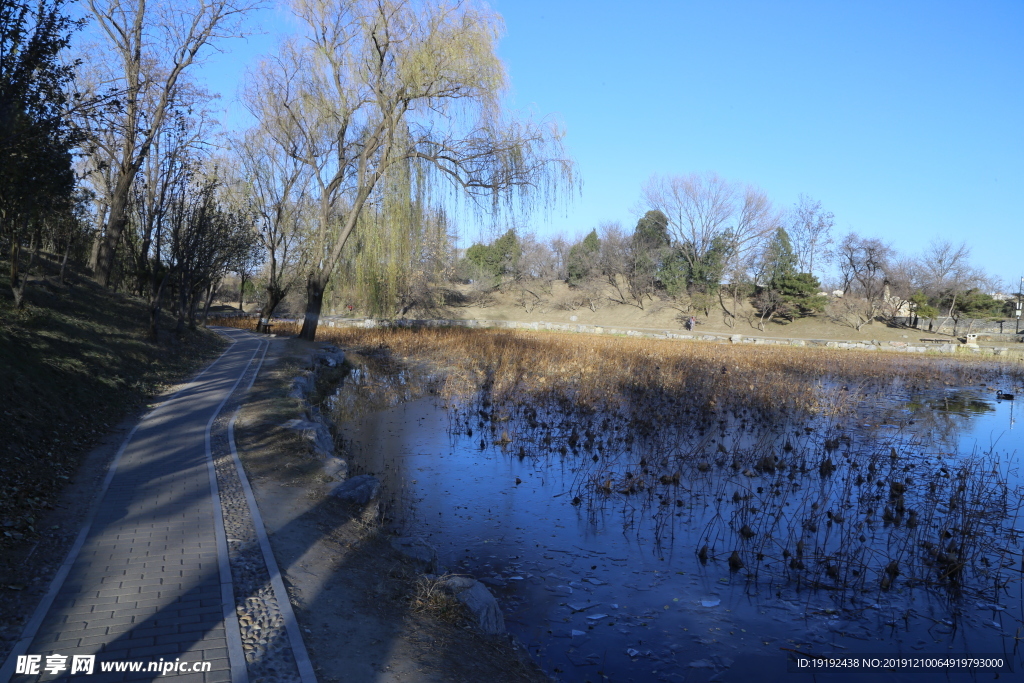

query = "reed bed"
[212,318,1022,421]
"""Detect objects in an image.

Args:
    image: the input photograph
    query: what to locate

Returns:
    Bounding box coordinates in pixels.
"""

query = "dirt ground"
[232,337,550,683]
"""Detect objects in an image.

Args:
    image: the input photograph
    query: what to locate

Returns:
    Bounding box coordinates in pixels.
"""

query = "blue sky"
[187,1,1023,288]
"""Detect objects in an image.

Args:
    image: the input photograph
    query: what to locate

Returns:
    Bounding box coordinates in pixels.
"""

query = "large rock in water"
[329,474,381,505]
[281,418,334,459]
[440,576,505,635]
[390,536,438,573]
[315,345,345,367]
[321,456,347,481]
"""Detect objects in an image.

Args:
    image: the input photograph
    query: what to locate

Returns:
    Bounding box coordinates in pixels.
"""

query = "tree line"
[1,0,574,340]
[1,0,1010,340]
[457,173,1011,336]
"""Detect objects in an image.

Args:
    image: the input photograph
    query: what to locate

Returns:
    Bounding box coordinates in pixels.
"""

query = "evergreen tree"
[463,229,521,281]
[761,227,797,287]
[628,210,670,304]
[566,229,600,286]
[632,210,670,252]
[909,291,938,328]
[754,228,824,323]
[1,0,83,306]
[680,232,732,294]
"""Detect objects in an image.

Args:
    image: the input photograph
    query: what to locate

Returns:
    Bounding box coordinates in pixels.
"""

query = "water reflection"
[333,365,1024,682]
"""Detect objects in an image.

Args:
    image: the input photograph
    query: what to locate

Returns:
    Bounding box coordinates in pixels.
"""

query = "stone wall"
[893,316,1023,337]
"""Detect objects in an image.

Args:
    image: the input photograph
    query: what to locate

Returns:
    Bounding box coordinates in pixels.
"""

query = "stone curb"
[226,340,317,683]
[204,342,266,683]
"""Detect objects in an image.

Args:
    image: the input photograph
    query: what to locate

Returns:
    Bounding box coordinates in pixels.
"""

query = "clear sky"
[182,1,1024,288]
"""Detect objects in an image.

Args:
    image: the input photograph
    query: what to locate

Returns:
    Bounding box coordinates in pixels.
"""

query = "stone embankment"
[284,345,349,484]
[285,345,510,637]
[317,317,1024,359]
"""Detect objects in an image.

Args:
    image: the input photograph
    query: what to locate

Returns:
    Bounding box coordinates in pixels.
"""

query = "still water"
[337,378,1023,683]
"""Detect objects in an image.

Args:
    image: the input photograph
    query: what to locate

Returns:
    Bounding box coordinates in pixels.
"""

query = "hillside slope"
[0,257,227,552]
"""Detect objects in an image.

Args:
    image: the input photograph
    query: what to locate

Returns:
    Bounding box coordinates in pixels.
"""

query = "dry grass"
[213,318,1021,420]
[410,575,468,624]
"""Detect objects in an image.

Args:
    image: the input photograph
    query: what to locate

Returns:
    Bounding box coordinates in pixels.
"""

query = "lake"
[334,363,1023,682]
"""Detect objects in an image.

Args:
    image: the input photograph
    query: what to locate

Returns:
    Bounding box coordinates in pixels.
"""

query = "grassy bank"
[0,258,227,550]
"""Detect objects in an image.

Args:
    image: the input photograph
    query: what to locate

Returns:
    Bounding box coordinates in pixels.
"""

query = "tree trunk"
[149,272,169,342]
[176,273,189,335]
[88,232,102,273]
[238,272,246,311]
[93,181,132,287]
[257,286,286,333]
[298,273,328,341]
[718,287,737,327]
[201,280,217,325]
[9,237,23,308]
[30,223,42,265]
[12,220,38,308]
[59,234,73,284]
[188,281,207,330]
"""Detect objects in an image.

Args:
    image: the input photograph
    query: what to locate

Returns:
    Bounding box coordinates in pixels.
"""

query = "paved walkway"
[3,329,263,682]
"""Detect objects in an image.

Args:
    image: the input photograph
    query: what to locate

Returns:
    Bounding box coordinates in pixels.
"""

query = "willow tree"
[342,198,453,318]
[245,0,575,341]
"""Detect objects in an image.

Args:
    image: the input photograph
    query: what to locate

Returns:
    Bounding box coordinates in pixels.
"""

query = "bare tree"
[835,232,892,326]
[718,248,756,327]
[165,170,255,332]
[595,221,633,304]
[880,255,921,322]
[788,194,834,276]
[83,0,259,287]
[246,0,575,340]
[826,295,878,331]
[507,230,558,311]
[917,240,987,334]
[516,231,558,282]
[131,106,215,338]
[640,172,778,303]
[640,172,735,273]
[642,174,778,265]
[232,126,312,329]
[549,234,571,280]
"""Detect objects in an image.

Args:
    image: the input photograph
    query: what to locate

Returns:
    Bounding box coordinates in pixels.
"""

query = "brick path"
[3,330,262,682]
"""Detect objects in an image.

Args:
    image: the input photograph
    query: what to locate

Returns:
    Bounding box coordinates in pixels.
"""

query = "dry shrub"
[411,575,467,623]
